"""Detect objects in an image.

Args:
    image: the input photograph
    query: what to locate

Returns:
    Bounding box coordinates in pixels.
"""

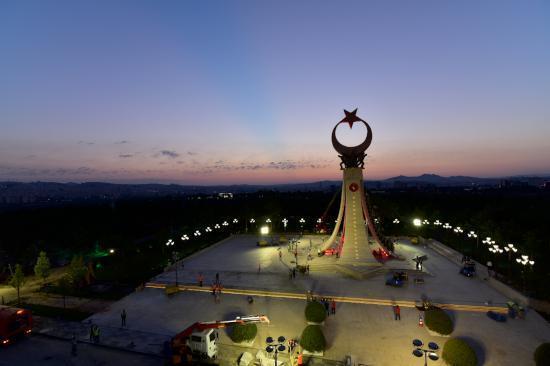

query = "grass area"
[41,283,133,301]
[19,303,92,321]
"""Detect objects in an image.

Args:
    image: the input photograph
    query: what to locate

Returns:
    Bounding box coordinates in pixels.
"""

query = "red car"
[0,305,32,345]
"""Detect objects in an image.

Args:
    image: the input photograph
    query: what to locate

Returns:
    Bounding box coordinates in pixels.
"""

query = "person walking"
[198,273,204,287]
[393,305,401,320]
[89,324,94,342]
[331,299,336,315]
[215,286,221,303]
[323,298,330,316]
[258,263,261,273]
[297,352,303,366]
[292,267,296,279]
[121,309,127,327]
[279,250,283,260]
[71,334,78,357]
[215,272,219,284]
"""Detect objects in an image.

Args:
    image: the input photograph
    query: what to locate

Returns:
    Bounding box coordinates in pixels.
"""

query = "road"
[0,335,160,366]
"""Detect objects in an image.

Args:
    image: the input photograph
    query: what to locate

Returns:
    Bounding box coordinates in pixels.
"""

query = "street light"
[413,218,422,227]
[299,218,305,233]
[517,255,535,292]
[412,339,439,366]
[181,234,189,241]
[433,220,441,226]
[222,221,229,227]
[266,336,286,366]
[442,223,452,229]
[453,226,463,234]
[233,218,238,224]
[214,224,221,229]
[166,239,175,246]
[504,243,518,279]
[422,219,430,225]
[393,218,400,224]
[282,218,288,231]
[482,237,495,246]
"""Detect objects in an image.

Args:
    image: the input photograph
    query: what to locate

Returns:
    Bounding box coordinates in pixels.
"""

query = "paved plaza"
[86,235,550,365]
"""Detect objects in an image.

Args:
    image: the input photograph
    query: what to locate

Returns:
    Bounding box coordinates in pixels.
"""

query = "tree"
[230,323,257,343]
[299,325,326,352]
[9,264,26,305]
[425,309,453,335]
[68,255,87,287]
[34,251,51,284]
[305,301,327,323]
[534,343,550,366]
[442,338,477,366]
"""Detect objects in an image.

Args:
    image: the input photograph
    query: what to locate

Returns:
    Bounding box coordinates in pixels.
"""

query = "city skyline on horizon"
[1,1,549,184]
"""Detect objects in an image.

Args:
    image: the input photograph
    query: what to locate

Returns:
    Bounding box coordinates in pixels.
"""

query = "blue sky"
[1,0,549,184]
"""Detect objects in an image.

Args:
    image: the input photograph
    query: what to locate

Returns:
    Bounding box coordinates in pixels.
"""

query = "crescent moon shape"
[331,120,373,156]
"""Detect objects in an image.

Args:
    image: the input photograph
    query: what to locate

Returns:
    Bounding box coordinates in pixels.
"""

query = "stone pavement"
[33,315,170,357]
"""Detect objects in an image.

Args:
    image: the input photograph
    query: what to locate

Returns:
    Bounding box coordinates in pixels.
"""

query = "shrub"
[535,343,550,366]
[230,323,257,343]
[442,338,477,366]
[425,309,453,335]
[305,301,326,323]
[300,325,326,352]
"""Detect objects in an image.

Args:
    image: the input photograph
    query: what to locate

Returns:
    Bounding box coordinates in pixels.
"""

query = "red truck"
[0,305,32,345]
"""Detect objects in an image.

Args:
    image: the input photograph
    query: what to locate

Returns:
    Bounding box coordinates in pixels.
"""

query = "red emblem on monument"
[349,183,359,192]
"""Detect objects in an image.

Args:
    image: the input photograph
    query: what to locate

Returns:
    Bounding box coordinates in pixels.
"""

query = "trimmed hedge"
[230,323,257,343]
[535,343,550,366]
[425,309,453,335]
[300,325,326,352]
[305,301,326,323]
[442,338,477,366]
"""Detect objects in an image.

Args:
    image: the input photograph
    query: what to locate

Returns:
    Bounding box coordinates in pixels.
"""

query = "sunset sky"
[1,1,549,184]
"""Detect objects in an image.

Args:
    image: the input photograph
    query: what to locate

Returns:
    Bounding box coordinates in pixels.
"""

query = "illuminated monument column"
[323,109,385,263]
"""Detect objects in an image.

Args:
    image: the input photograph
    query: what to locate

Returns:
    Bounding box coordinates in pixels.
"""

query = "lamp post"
[299,218,305,234]
[516,255,535,293]
[282,218,288,232]
[266,218,272,232]
[166,239,178,286]
[266,336,286,366]
[504,243,518,281]
[412,339,439,366]
[467,231,478,256]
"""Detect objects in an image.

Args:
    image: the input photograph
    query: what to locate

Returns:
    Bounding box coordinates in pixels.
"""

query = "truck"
[169,314,270,364]
[0,305,32,346]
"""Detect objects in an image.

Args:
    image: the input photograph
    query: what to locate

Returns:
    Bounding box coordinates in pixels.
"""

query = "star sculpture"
[340,108,362,128]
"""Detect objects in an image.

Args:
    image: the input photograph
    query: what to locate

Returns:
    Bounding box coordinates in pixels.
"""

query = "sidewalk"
[33,315,170,357]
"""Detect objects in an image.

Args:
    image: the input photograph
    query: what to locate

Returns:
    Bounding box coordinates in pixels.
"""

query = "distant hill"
[1,174,549,205]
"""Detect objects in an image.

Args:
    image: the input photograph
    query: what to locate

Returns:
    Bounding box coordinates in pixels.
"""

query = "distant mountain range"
[1,174,549,204]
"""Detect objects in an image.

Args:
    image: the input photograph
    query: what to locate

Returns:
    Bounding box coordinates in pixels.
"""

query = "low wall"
[425,238,550,313]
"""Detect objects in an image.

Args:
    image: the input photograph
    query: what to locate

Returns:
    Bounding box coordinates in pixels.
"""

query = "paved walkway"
[33,315,170,357]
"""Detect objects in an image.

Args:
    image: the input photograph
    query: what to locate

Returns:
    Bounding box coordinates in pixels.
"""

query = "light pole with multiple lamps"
[266,336,286,366]
[412,339,439,366]
[166,239,178,286]
[516,255,535,292]
[282,218,288,232]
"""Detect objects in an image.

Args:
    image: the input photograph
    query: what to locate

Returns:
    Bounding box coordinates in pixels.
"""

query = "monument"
[322,109,388,264]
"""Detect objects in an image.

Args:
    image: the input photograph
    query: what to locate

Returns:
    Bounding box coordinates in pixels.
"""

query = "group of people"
[321,297,336,316]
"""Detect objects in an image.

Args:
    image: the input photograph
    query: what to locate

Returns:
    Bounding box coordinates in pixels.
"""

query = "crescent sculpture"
[331,109,372,169]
